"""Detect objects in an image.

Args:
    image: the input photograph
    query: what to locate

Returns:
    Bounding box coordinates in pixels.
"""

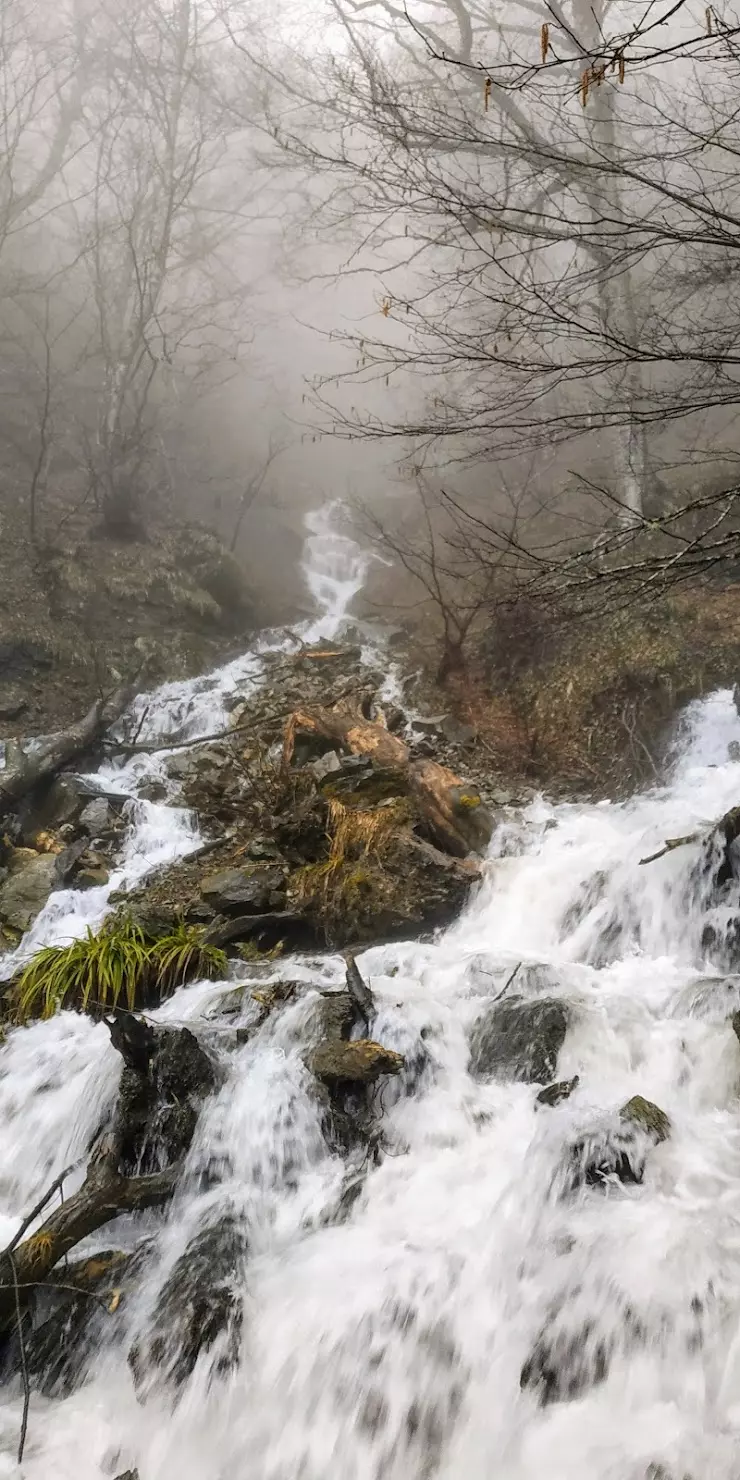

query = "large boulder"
[469,997,569,1084]
[0,848,57,931]
[292,832,479,947]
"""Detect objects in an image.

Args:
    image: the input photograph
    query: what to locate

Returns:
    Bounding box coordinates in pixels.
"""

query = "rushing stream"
[3,507,740,1478]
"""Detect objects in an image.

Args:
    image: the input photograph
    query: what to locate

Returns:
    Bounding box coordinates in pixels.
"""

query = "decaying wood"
[283,702,493,858]
[0,1016,213,1335]
[283,702,408,771]
[639,833,699,866]
[0,683,136,820]
[0,1157,180,1333]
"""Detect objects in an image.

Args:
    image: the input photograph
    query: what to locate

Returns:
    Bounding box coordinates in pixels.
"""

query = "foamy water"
[2,510,740,1479]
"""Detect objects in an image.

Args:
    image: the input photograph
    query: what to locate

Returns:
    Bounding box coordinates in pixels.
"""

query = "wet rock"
[204,910,317,952]
[8,1246,146,1397]
[174,527,253,623]
[0,639,53,681]
[74,863,110,890]
[520,1283,647,1405]
[112,1024,218,1174]
[566,1096,671,1191]
[521,1315,611,1404]
[293,833,478,948]
[243,836,283,861]
[537,1076,579,1108]
[0,849,57,931]
[309,750,343,781]
[165,742,229,784]
[469,997,569,1084]
[316,990,356,1042]
[309,1038,405,1086]
[23,775,87,830]
[78,796,112,835]
[409,715,448,738]
[200,864,285,914]
[55,841,110,891]
[129,1215,246,1394]
[621,1094,671,1142]
[251,979,302,1017]
[321,760,405,804]
[137,778,168,802]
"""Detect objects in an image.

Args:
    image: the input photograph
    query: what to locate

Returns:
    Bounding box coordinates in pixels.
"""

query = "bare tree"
[57,0,253,538]
[229,433,287,551]
[248,0,740,547]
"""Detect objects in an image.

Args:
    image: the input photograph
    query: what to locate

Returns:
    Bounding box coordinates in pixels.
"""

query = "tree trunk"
[0,683,136,821]
[0,1015,215,1335]
[283,703,493,857]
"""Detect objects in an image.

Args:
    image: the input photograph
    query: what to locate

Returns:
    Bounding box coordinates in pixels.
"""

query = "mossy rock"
[291,832,475,947]
[619,1095,671,1143]
[309,1038,404,1085]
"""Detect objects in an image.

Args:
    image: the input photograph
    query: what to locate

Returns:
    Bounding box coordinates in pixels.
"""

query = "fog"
[3,0,740,636]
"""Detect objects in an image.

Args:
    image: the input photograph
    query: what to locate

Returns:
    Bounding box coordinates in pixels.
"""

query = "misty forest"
[6,1,740,1477]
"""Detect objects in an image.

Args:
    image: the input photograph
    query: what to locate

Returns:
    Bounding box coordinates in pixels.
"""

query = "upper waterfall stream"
[3,506,740,1480]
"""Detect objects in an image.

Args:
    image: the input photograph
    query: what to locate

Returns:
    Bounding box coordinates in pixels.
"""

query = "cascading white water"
[301,500,374,643]
[4,514,740,1479]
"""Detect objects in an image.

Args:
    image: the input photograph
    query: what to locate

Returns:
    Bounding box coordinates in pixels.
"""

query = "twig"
[490,961,521,1003]
[9,1253,29,1464]
[639,832,699,865]
[104,682,365,757]
[129,702,151,748]
[2,1164,79,1259]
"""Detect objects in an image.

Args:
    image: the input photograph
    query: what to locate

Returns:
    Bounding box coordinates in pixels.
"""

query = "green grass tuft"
[13,917,227,1023]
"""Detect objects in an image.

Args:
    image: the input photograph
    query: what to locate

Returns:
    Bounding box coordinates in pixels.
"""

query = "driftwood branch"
[639,833,699,865]
[0,1157,181,1334]
[105,682,365,756]
[0,1017,215,1336]
[0,683,136,820]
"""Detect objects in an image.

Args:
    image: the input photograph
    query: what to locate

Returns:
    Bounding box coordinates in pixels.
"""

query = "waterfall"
[2,511,740,1480]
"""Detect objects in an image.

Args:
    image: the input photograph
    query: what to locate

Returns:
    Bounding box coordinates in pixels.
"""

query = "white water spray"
[3,514,740,1479]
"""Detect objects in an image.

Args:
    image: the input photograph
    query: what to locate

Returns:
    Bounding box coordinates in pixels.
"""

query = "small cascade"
[2,514,740,1479]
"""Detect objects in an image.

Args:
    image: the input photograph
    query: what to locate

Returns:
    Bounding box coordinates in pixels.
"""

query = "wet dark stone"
[565,1096,670,1192]
[129,1215,246,1394]
[521,1287,646,1405]
[112,1024,218,1174]
[317,990,356,1042]
[536,1076,579,1108]
[469,997,569,1084]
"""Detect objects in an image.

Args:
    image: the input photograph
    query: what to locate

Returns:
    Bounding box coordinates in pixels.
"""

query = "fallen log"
[283,701,493,857]
[0,683,136,821]
[0,1159,180,1334]
[0,1015,217,1335]
[283,702,408,771]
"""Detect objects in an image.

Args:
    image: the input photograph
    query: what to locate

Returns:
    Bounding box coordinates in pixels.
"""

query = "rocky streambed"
[2,534,740,1478]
